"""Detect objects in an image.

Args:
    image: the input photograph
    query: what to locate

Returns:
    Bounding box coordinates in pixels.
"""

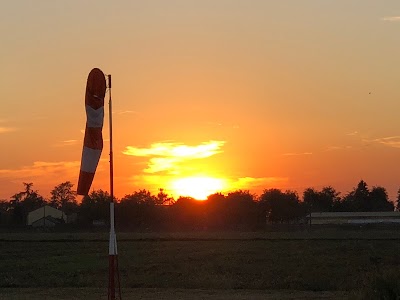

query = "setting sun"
[170,176,226,200]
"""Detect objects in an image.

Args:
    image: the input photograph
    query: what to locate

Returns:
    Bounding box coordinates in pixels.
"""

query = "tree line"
[0,180,399,230]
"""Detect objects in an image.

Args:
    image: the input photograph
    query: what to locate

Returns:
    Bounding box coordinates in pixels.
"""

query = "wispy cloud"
[0,161,81,182]
[0,159,108,186]
[325,145,353,152]
[54,139,79,147]
[346,131,358,136]
[230,177,288,190]
[123,140,225,174]
[366,136,400,148]
[0,127,17,133]
[282,152,312,156]
[0,160,96,198]
[124,141,225,158]
[382,16,400,21]
[113,110,138,115]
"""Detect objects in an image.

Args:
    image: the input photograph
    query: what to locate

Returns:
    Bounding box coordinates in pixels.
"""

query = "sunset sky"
[1,1,400,201]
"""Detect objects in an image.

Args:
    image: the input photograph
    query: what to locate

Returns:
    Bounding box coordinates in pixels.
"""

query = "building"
[27,205,66,226]
[31,215,63,227]
[307,211,400,225]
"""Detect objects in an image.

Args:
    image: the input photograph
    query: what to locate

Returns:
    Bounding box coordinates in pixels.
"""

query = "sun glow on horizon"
[171,176,226,200]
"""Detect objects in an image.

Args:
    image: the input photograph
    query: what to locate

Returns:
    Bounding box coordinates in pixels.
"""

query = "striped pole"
[107,74,121,300]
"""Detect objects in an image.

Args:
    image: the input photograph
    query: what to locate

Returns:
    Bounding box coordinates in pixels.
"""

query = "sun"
[171,176,226,200]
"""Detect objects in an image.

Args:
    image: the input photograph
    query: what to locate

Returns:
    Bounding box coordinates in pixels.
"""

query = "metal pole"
[107,74,121,300]
[108,74,116,300]
[109,74,114,205]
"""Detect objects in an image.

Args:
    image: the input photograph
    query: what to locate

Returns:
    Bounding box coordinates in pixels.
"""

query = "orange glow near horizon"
[1,2,400,202]
[170,176,226,200]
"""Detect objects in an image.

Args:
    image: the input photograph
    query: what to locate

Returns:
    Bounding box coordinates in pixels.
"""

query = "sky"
[1,0,400,201]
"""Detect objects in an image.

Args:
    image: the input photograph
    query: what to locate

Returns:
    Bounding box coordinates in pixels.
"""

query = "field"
[1,228,400,299]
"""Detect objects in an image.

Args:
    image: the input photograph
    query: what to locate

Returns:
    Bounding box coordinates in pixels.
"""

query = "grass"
[0,288,349,300]
[1,228,400,298]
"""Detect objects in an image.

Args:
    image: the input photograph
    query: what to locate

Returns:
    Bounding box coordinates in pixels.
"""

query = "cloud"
[54,140,79,147]
[113,110,138,115]
[383,16,400,21]
[282,152,312,156]
[346,131,358,136]
[325,145,353,152]
[123,140,226,174]
[0,127,17,133]
[0,161,81,181]
[230,177,288,190]
[124,140,225,158]
[366,136,400,148]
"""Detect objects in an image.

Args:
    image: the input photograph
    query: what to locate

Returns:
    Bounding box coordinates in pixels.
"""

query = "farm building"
[27,205,66,227]
[307,211,400,225]
[31,215,63,227]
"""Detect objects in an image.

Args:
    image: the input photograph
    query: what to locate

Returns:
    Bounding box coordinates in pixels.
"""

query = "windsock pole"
[107,74,121,300]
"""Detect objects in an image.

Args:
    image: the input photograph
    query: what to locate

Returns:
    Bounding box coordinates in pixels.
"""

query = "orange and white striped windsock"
[77,68,107,195]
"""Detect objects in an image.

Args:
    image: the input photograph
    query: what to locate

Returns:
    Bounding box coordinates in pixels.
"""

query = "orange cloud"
[383,16,400,21]
[0,127,17,133]
[367,136,400,148]
[0,161,81,181]
[123,140,226,174]
[282,152,312,156]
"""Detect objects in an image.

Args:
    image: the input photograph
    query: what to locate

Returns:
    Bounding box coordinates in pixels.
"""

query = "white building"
[307,211,400,225]
[27,205,66,226]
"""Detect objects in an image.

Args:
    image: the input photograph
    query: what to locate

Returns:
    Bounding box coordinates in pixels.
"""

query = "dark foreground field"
[1,228,400,299]
[0,288,348,300]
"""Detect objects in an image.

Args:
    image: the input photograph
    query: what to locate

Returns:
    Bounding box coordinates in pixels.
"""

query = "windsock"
[77,68,107,195]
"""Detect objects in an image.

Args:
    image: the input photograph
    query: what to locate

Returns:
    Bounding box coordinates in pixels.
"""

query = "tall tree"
[304,186,339,212]
[396,188,400,212]
[259,189,304,223]
[369,186,394,211]
[50,181,78,214]
[9,183,46,225]
[341,180,369,211]
[339,181,394,212]
[118,190,164,229]
[225,190,257,229]
[155,188,174,206]
[79,189,110,225]
[205,193,227,229]
[171,196,206,230]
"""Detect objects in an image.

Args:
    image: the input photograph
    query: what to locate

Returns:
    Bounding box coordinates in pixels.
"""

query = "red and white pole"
[107,74,121,300]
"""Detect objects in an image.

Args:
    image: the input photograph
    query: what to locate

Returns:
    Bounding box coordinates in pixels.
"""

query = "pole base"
[108,254,121,300]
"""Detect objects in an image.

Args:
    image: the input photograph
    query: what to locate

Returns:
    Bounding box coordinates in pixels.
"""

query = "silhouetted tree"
[118,189,167,229]
[156,188,174,206]
[396,188,400,212]
[171,196,206,230]
[369,186,394,211]
[50,181,78,215]
[0,199,11,225]
[225,190,257,230]
[9,183,46,225]
[259,189,304,223]
[205,193,228,229]
[304,186,340,212]
[339,181,393,212]
[79,189,110,225]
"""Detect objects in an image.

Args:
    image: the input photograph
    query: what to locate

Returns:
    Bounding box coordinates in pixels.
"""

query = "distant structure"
[307,212,400,225]
[27,205,67,227]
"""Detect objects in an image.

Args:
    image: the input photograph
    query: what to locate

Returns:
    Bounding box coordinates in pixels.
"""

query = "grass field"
[1,228,400,299]
[0,288,349,300]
